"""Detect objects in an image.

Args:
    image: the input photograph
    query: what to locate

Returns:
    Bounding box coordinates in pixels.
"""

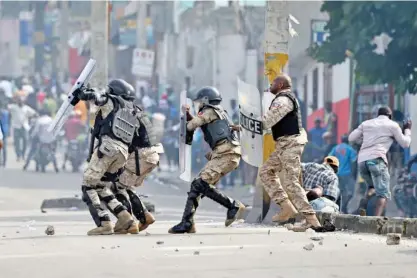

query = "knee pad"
[190,178,210,197]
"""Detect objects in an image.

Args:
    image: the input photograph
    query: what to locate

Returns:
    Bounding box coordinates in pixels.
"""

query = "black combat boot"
[203,181,246,227]
[127,190,155,232]
[168,180,202,234]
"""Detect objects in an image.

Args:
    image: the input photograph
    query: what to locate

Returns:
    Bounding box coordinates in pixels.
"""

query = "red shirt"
[64,118,84,140]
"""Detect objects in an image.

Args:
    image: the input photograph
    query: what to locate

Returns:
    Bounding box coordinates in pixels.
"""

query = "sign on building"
[311,19,329,46]
[131,48,155,78]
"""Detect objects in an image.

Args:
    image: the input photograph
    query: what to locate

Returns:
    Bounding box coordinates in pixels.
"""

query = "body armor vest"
[93,95,137,145]
[270,91,302,140]
[200,105,238,149]
[129,107,158,153]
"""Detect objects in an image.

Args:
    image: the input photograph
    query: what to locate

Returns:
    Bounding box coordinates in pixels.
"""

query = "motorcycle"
[66,139,84,172]
[35,142,54,173]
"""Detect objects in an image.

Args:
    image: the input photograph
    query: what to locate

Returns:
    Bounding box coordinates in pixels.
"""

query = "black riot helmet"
[107,79,135,100]
[193,86,222,107]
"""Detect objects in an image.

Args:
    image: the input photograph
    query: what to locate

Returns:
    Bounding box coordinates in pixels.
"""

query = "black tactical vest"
[200,105,236,149]
[93,95,136,144]
[129,108,158,153]
[270,91,302,140]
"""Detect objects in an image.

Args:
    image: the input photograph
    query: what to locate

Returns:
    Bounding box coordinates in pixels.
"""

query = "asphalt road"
[1,148,417,278]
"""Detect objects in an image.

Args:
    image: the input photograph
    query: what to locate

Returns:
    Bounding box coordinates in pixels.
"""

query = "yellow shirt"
[74,101,88,124]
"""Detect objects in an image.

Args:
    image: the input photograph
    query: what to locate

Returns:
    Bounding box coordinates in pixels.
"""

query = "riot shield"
[237,78,264,167]
[179,90,193,182]
[48,59,97,138]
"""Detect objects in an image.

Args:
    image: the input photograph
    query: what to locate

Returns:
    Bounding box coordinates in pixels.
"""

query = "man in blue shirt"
[0,103,10,167]
[329,134,357,213]
[308,117,326,162]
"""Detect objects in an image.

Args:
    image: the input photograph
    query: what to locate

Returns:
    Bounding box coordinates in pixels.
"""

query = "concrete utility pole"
[90,0,109,88]
[59,0,69,83]
[136,1,147,49]
[34,1,47,75]
[247,0,290,223]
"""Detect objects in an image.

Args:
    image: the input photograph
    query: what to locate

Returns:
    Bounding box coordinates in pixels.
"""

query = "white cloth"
[32,115,54,144]
[142,95,155,109]
[0,80,13,98]
[349,115,411,164]
[8,104,37,130]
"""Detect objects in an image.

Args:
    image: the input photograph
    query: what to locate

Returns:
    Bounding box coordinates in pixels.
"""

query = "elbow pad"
[185,128,194,145]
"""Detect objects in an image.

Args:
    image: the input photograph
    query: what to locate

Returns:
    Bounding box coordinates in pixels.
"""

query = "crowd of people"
[1,73,416,222]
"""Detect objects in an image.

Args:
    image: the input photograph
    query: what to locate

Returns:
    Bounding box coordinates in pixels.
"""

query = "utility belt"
[100,168,124,182]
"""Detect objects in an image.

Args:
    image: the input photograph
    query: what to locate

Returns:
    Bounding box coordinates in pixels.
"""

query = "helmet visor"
[193,100,203,112]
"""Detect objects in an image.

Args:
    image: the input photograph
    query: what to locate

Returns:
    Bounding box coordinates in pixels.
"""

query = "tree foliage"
[309,1,417,94]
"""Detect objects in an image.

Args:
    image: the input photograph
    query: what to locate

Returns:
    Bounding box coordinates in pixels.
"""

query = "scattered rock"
[101,247,105,249]
[2,235,6,238]
[319,241,323,246]
[310,236,324,241]
[269,251,273,255]
[200,241,203,244]
[156,241,164,245]
[303,243,314,251]
[117,245,120,248]
[239,246,243,249]
[175,248,179,252]
[268,230,271,235]
[194,251,200,255]
[45,225,55,236]
[369,262,372,265]
[16,231,20,234]
[386,233,401,245]
[306,228,315,234]
[145,232,151,236]
[111,246,116,249]
[344,244,347,247]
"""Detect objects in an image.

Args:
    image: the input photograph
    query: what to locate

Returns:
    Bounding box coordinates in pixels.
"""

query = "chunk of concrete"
[386,233,401,245]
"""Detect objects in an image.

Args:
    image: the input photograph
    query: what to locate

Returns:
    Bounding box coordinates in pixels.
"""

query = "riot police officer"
[112,104,164,233]
[169,86,245,234]
[75,79,138,235]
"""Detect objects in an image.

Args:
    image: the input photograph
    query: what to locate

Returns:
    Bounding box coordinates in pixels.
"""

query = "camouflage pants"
[259,143,315,215]
[82,148,127,220]
[118,151,159,189]
[199,153,240,185]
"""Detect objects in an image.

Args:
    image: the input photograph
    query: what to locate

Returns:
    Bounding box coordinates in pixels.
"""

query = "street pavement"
[1,148,417,278]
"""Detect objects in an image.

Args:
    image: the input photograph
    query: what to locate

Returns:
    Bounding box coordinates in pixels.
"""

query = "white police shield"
[179,90,193,182]
[48,59,96,138]
[237,78,264,167]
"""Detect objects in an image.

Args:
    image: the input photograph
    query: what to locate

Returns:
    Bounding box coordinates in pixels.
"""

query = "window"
[312,68,319,110]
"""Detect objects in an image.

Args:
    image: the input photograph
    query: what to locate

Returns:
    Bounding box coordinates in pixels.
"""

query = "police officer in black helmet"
[169,86,245,234]
[73,79,138,235]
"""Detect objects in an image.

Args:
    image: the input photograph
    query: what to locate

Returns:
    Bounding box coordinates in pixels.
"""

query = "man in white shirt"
[8,97,37,160]
[349,106,412,216]
[23,109,58,172]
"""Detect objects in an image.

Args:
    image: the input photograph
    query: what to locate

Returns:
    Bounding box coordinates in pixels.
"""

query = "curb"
[243,205,417,237]
[40,197,156,213]
[317,212,417,237]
